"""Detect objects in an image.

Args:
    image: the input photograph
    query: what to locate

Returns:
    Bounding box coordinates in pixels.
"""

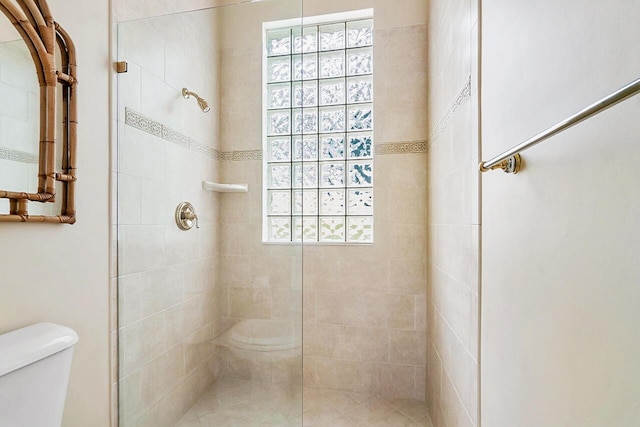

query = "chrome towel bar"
[480,77,640,174]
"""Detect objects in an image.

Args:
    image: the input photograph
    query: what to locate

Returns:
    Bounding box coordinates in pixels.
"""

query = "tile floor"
[175,378,433,426]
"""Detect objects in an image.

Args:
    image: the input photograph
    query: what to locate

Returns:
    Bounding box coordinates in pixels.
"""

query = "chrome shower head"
[182,87,211,113]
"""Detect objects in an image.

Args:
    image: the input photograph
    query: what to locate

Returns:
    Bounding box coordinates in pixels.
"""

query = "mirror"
[0,0,77,223]
[0,19,41,201]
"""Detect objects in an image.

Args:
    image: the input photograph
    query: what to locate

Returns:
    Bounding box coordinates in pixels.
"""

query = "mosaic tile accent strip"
[162,125,190,148]
[375,140,427,155]
[125,108,264,162]
[125,108,162,137]
[190,142,220,160]
[426,75,472,149]
[124,108,428,163]
[231,150,262,161]
[0,147,39,164]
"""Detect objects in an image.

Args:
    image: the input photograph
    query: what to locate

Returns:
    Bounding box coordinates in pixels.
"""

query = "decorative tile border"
[126,108,262,162]
[124,108,427,161]
[426,75,472,149]
[126,108,221,160]
[0,147,39,164]
[375,140,427,155]
[162,125,190,149]
[125,108,162,137]
[230,150,263,161]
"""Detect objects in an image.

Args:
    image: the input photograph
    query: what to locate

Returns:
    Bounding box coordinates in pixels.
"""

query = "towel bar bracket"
[479,154,522,174]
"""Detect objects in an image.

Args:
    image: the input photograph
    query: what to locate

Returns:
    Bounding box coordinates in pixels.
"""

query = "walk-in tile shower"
[115,1,429,425]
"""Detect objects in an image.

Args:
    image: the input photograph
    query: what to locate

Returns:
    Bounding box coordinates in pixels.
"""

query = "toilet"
[0,323,79,427]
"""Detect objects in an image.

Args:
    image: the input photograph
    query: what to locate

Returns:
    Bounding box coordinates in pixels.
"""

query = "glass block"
[268,83,291,109]
[348,132,372,158]
[293,190,318,215]
[347,216,373,242]
[347,20,373,48]
[321,162,345,187]
[267,57,291,82]
[320,106,346,133]
[268,190,291,215]
[269,217,291,242]
[319,23,345,51]
[268,110,291,136]
[320,217,345,242]
[347,76,372,103]
[348,161,373,187]
[347,47,372,76]
[268,137,291,162]
[320,135,345,160]
[293,26,318,54]
[348,189,373,215]
[320,190,346,215]
[268,164,291,189]
[319,51,345,78]
[267,29,291,56]
[294,217,318,242]
[293,81,318,107]
[293,136,318,161]
[293,109,318,135]
[348,104,373,131]
[293,163,318,188]
[319,78,346,106]
[293,54,318,80]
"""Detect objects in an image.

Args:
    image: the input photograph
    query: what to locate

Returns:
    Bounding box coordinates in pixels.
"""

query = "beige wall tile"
[316,291,363,325]
[120,312,166,377]
[184,325,215,375]
[361,293,389,329]
[338,326,389,362]
[415,295,427,331]
[140,345,185,412]
[390,259,427,295]
[414,366,427,401]
[119,225,165,275]
[390,330,426,365]
[228,288,272,319]
[140,266,184,318]
[183,258,215,297]
[386,294,416,330]
[303,323,340,358]
[372,363,415,399]
[303,290,316,323]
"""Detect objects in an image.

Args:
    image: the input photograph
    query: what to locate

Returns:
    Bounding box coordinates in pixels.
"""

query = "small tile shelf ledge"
[202,181,249,193]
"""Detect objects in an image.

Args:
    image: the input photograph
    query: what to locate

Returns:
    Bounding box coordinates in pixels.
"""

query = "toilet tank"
[0,323,79,427]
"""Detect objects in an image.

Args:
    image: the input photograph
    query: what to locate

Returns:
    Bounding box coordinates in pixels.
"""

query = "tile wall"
[114,1,431,425]
[115,8,223,427]
[216,0,429,400]
[425,0,481,426]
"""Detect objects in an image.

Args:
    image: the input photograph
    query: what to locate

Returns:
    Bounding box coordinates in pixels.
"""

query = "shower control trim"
[175,202,199,230]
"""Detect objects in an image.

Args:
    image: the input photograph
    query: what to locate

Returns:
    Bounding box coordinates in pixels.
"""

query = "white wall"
[0,0,111,426]
[481,1,640,426]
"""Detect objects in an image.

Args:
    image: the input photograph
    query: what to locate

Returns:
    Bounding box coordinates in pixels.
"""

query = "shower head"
[182,87,211,113]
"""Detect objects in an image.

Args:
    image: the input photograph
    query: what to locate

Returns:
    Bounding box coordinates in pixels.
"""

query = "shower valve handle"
[175,202,199,230]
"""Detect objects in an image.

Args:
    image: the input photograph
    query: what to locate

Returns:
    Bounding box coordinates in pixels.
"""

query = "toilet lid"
[0,323,78,377]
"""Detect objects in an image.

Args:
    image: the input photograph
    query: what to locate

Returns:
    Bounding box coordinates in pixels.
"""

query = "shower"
[182,87,210,113]
[115,1,429,425]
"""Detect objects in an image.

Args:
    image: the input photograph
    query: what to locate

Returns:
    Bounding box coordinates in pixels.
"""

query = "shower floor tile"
[175,379,433,427]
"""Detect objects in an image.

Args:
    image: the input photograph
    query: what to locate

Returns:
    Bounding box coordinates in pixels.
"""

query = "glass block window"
[264,14,373,243]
